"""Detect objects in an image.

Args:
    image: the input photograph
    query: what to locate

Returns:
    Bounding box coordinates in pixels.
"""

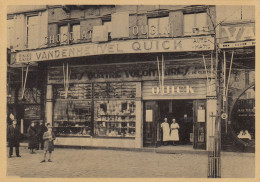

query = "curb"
[19,142,207,155]
[19,143,254,156]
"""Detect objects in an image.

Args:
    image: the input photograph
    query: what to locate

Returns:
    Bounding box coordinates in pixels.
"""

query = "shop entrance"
[143,100,206,149]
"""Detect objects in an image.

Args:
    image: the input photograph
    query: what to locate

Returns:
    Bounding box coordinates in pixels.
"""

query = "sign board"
[142,80,207,100]
[13,36,214,63]
[220,23,255,43]
[146,110,153,122]
[197,109,205,122]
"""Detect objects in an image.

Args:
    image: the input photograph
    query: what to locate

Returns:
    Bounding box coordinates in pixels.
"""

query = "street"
[6,146,255,178]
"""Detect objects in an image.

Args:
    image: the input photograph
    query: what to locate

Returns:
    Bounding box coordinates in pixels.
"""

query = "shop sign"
[151,85,194,95]
[220,23,255,48]
[48,63,212,84]
[13,36,214,63]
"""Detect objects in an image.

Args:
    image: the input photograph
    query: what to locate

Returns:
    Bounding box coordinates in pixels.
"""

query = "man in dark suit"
[7,119,21,158]
[37,120,48,150]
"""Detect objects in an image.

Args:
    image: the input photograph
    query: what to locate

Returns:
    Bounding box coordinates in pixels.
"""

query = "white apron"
[161,122,170,141]
[170,123,179,141]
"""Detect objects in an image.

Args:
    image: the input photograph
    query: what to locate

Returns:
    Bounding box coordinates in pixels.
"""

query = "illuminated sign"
[13,36,214,63]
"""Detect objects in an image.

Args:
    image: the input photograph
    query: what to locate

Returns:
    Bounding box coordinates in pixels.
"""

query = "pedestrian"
[37,120,48,150]
[41,124,56,163]
[170,118,180,146]
[27,120,38,154]
[7,119,21,158]
[161,117,170,146]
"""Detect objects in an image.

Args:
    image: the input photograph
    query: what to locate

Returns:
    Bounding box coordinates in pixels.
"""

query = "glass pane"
[231,85,255,145]
[53,100,92,136]
[94,100,136,137]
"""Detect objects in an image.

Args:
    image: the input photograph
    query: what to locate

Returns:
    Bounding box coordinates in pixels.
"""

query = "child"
[41,124,55,163]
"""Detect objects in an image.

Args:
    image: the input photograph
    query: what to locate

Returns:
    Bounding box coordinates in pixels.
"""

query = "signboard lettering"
[14,36,214,63]
[152,85,194,95]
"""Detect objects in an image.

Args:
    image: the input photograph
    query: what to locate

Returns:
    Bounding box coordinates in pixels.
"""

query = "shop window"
[93,82,136,138]
[231,85,255,145]
[148,16,169,37]
[53,84,92,136]
[94,100,136,137]
[183,12,208,35]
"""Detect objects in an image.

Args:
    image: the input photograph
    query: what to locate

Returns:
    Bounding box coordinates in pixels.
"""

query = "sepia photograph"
[2,2,257,179]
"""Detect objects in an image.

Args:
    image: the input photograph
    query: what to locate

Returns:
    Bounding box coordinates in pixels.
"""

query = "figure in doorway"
[170,118,180,146]
[27,120,38,154]
[161,117,170,145]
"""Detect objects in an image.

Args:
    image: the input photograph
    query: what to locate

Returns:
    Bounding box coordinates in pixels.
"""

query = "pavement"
[5,145,255,178]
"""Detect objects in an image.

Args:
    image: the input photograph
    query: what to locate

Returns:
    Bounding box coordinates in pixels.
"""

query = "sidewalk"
[7,146,255,178]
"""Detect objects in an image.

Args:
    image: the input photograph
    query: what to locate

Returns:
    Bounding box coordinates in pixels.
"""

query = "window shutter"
[111,12,129,39]
[169,11,183,37]
[129,15,138,39]
[14,14,26,50]
[80,18,102,41]
[7,19,15,49]
[92,25,108,42]
[39,11,48,48]
[48,23,58,46]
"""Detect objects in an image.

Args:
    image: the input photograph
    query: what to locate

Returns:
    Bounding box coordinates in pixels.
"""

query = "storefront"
[219,21,255,152]
[43,54,215,150]
[11,35,216,149]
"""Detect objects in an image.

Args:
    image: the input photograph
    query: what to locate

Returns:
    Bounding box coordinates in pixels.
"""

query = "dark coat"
[43,131,55,152]
[37,124,48,137]
[7,125,21,147]
[27,126,38,149]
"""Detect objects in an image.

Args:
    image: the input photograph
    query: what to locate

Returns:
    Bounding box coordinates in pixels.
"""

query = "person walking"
[7,119,21,158]
[41,124,56,163]
[37,120,48,150]
[161,117,170,146]
[170,118,180,146]
[27,121,38,154]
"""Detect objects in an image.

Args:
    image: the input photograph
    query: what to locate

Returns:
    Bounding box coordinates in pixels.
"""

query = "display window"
[231,85,255,146]
[53,84,92,136]
[94,100,136,137]
[52,82,137,138]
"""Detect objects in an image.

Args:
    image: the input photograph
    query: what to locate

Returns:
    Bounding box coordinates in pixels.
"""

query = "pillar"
[135,82,143,148]
[45,85,53,125]
[206,79,217,151]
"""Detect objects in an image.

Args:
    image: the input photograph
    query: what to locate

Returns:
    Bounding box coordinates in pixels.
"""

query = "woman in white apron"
[161,117,170,145]
[170,118,180,146]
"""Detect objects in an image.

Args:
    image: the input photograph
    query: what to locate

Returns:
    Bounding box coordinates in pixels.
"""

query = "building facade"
[7,5,255,151]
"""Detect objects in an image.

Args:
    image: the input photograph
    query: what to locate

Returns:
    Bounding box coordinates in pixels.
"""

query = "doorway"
[143,100,206,149]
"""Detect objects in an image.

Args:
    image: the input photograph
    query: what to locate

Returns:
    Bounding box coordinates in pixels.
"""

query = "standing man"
[7,119,21,158]
[37,120,48,150]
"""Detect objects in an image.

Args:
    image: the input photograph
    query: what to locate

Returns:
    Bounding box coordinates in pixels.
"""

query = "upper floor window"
[148,16,169,37]
[184,12,208,36]
[27,15,39,49]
